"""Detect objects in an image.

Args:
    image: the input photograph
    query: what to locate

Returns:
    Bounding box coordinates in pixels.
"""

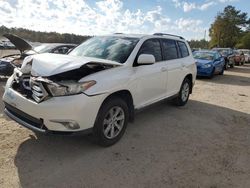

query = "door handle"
[161,67,167,72]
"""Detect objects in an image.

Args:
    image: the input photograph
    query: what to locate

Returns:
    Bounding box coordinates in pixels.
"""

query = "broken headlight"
[46,80,96,97]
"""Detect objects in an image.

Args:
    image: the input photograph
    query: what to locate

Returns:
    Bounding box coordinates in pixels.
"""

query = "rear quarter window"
[177,41,189,58]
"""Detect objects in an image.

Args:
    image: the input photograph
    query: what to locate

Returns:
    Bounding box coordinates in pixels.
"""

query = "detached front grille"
[30,78,49,103]
[12,75,49,103]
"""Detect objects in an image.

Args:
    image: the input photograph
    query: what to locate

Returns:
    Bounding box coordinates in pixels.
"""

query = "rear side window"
[138,39,162,62]
[162,39,178,60]
[178,41,189,58]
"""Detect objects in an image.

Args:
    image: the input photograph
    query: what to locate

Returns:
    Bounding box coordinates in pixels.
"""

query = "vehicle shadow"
[227,64,250,74]
[14,100,250,187]
[197,74,250,86]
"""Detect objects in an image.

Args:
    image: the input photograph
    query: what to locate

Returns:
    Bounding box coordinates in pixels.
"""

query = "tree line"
[190,5,250,49]
[0,25,91,44]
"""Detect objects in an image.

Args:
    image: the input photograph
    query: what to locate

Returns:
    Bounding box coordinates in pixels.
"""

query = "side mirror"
[137,54,155,65]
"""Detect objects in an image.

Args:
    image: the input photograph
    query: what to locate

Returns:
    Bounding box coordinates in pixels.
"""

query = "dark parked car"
[0,34,77,76]
[212,48,235,69]
[193,50,225,78]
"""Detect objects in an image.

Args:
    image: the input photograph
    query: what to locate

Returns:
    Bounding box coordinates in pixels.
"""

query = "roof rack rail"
[153,33,184,40]
[114,33,124,34]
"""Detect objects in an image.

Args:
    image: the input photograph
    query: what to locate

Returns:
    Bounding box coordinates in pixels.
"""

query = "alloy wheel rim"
[181,82,189,102]
[103,106,125,139]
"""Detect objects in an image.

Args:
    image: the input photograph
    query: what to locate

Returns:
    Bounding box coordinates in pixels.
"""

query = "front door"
[133,39,168,108]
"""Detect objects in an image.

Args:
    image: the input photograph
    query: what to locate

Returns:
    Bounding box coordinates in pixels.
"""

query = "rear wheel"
[93,97,129,147]
[174,78,191,106]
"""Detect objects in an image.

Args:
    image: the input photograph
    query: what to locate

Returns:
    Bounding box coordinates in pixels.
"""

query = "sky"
[0,0,249,40]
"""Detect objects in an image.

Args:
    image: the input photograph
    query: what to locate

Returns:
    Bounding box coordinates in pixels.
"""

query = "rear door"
[162,39,182,96]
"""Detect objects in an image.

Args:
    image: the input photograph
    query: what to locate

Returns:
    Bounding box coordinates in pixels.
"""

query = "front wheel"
[93,97,129,147]
[208,68,215,79]
[174,78,191,106]
[219,67,224,75]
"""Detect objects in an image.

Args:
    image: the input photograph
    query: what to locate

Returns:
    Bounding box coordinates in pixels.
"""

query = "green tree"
[0,25,91,44]
[188,39,209,49]
[209,5,250,48]
[236,32,250,49]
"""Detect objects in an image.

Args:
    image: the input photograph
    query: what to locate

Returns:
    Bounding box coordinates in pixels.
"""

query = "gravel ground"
[0,62,249,188]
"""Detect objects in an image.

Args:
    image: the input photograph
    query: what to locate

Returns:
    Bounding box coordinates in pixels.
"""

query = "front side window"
[178,41,189,58]
[69,36,139,64]
[137,39,162,62]
[162,39,178,60]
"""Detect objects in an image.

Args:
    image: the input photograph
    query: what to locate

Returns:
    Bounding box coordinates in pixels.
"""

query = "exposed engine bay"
[11,62,116,103]
[48,63,114,81]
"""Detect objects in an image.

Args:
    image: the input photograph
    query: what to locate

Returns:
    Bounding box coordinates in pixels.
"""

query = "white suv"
[3,33,196,146]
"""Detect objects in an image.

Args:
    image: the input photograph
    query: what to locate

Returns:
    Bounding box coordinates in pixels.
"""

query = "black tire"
[93,97,129,147]
[219,68,224,75]
[209,68,215,79]
[229,59,235,68]
[224,61,228,70]
[174,78,191,106]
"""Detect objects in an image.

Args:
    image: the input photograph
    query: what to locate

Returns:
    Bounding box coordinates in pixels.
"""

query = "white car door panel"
[161,39,183,96]
[133,62,167,108]
[132,39,168,108]
[166,59,182,96]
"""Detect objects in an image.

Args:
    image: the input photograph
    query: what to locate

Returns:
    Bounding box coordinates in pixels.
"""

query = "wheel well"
[185,74,193,94]
[102,90,134,122]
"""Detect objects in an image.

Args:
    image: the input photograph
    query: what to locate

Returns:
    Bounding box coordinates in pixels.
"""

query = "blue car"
[193,50,225,78]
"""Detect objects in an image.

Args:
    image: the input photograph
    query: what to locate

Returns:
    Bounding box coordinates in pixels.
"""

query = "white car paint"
[3,34,197,133]
[23,53,122,76]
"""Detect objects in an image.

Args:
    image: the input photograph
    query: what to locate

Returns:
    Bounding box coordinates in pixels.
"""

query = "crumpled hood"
[3,34,32,53]
[30,53,122,76]
[195,59,212,66]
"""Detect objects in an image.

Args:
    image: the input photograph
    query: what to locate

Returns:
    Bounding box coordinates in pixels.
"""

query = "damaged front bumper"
[4,103,92,135]
[3,76,106,133]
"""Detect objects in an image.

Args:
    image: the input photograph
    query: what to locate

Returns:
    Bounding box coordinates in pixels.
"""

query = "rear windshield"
[69,36,139,64]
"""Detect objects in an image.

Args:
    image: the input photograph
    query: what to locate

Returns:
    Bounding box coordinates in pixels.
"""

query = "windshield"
[234,51,239,55]
[242,50,250,55]
[193,52,215,60]
[69,36,139,64]
[216,49,229,56]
